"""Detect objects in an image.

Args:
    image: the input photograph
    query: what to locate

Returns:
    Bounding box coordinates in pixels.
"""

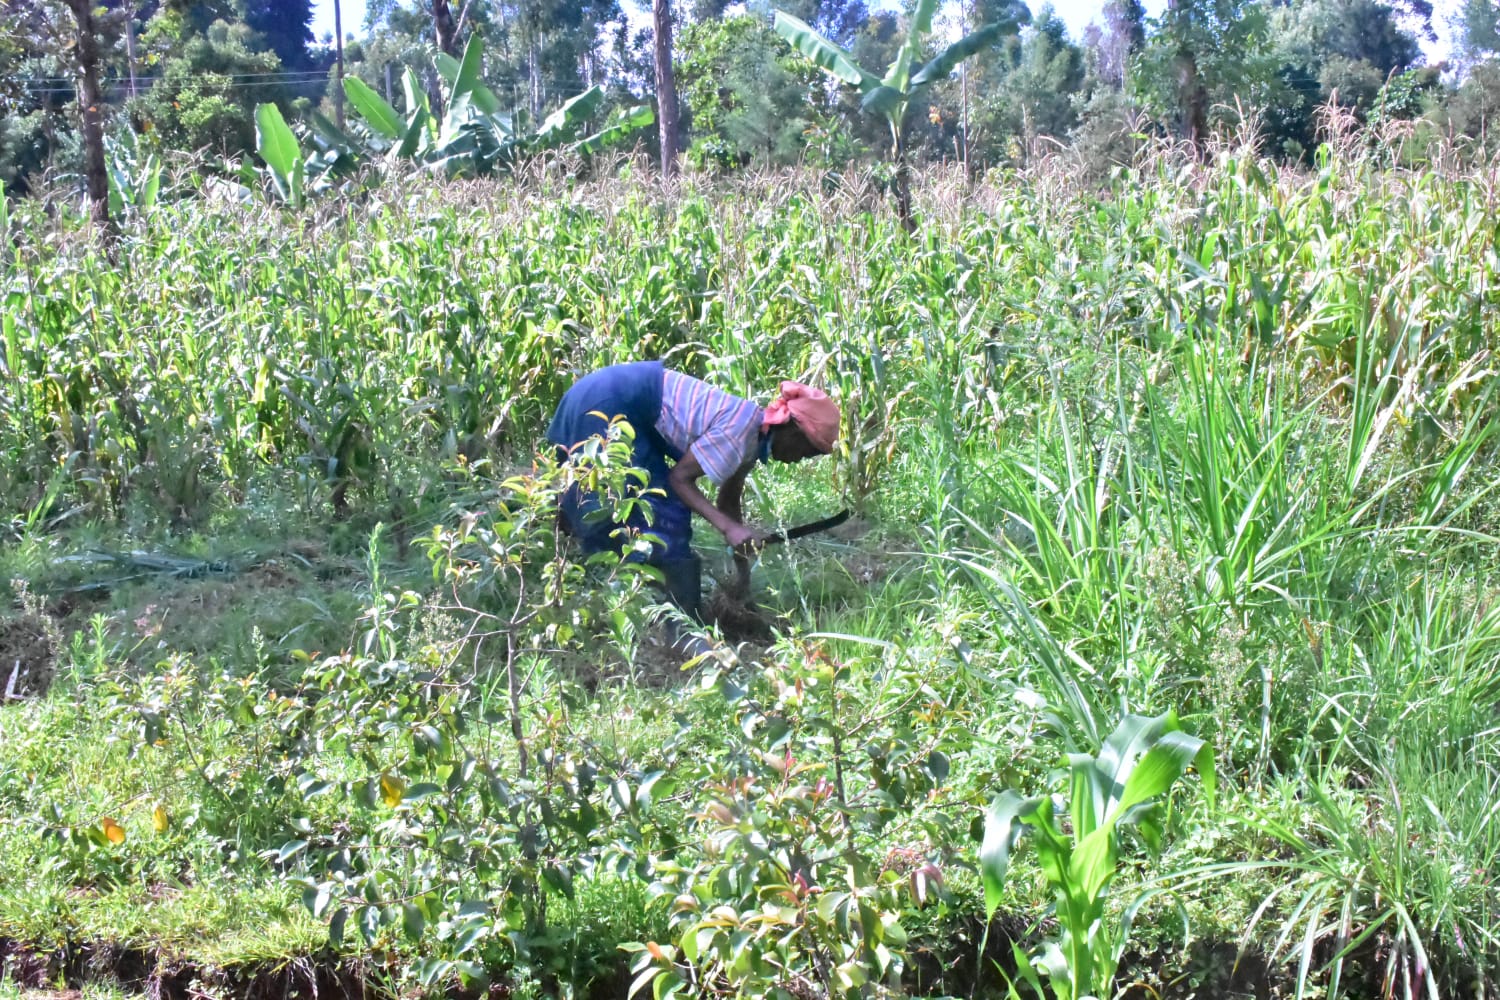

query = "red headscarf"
[762,381,841,454]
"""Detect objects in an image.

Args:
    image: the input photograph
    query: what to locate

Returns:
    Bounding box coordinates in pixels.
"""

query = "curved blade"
[764,509,852,544]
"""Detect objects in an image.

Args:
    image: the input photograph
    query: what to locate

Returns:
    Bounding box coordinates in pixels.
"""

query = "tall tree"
[1457,0,1500,60]
[1005,7,1086,149]
[431,0,458,56]
[1434,58,1500,144]
[776,0,871,47]
[1166,0,1206,145]
[678,14,815,167]
[362,0,458,56]
[690,0,730,20]
[1095,0,1144,87]
[653,0,680,177]
[1136,0,1272,149]
[63,0,114,240]
[509,0,623,117]
[1275,0,1420,78]
[358,0,461,96]
[242,0,314,70]
[0,1,60,194]
[1267,0,1422,140]
[133,19,286,154]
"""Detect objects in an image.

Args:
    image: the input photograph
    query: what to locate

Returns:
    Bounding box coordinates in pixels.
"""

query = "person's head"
[762,381,840,463]
[768,420,825,463]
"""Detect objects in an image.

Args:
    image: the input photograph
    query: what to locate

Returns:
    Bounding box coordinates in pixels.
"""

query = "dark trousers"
[545,361,694,564]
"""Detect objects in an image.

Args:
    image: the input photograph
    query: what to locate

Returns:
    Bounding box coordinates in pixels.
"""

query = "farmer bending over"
[546,360,840,625]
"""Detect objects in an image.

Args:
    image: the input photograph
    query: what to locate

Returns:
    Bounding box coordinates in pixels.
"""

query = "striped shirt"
[656,369,764,486]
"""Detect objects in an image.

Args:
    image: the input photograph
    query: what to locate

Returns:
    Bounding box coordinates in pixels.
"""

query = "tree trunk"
[1174,48,1207,152]
[893,131,914,234]
[652,0,680,179]
[1166,0,1206,153]
[432,0,458,56]
[65,0,115,246]
[333,0,346,129]
[125,11,139,99]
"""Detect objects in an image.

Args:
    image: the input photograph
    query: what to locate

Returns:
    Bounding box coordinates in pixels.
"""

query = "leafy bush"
[627,643,957,998]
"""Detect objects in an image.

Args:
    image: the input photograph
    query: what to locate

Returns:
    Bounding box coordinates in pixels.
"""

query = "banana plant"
[302,109,364,183]
[105,129,163,217]
[774,0,1028,229]
[980,711,1215,1000]
[250,35,652,206]
[341,35,653,177]
[254,103,305,208]
[253,102,361,208]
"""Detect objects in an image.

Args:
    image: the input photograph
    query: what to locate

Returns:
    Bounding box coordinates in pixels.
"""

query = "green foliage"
[254,103,305,207]
[132,19,291,157]
[678,15,817,170]
[968,5,1086,161]
[104,129,163,216]
[626,642,961,999]
[337,36,653,179]
[981,713,1213,1000]
[1134,0,1274,141]
[1369,67,1442,128]
[4,148,1500,999]
[1266,0,1424,140]
[774,0,1028,221]
[1459,0,1500,58]
[242,0,315,74]
[1430,57,1500,147]
[342,76,404,140]
[775,0,1028,150]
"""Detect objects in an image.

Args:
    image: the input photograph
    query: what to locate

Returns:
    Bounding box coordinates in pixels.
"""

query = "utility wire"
[15,71,336,85]
[16,78,606,100]
[16,68,619,86]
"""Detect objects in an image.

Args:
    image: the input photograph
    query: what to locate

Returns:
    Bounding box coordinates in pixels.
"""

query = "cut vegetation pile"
[2,147,1499,1000]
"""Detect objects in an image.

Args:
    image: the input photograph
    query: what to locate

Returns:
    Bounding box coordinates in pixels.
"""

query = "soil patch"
[0,938,370,1000]
[0,610,57,701]
[703,588,787,643]
[0,937,644,1000]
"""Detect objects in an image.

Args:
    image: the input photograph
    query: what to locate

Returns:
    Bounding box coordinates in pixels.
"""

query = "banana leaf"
[308,110,359,161]
[254,103,303,207]
[860,85,903,118]
[435,56,504,113]
[343,76,404,140]
[403,66,432,121]
[439,89,476,151]
[255,103,300,181]
[573,104,654,156]
[533,86,605,148]
[438,36,502,115]
[772,11,877,92]
[392,107,431,163]
[911,22,1012,88]
[881,0,938,94]
[140,155,161,208]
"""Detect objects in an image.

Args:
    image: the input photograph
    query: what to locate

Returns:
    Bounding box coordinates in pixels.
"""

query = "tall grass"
[3,141,1500,994]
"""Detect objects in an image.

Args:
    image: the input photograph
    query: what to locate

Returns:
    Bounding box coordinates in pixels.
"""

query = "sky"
[308,0,1163,45]
[310,0,1460,67]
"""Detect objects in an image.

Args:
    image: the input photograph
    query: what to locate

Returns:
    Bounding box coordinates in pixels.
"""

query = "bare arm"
[717,465,749,525]
[717,465,755,598]
[667,448,764,549]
